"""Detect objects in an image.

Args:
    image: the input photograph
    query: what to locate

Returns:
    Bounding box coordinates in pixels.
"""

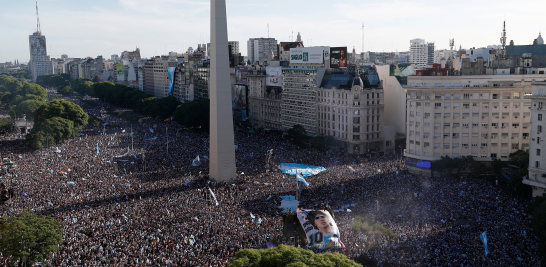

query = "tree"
[72,78,94,95]
[173,99,210,129]
[0,118,13,134]
[0,211,63,266]
[34,100,88,131]
[491,159,507,176]
[57,86,73,96]
[14,100,44,120]
[510,150,530,176]
[227,245,360,267]
[286,125,307,147]
[311,135,336,151]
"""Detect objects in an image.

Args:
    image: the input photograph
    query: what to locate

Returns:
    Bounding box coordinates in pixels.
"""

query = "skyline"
[2,0,546,63]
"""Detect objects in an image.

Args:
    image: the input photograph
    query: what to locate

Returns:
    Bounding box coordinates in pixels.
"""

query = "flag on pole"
[296,173,310,187]
[192,156,200,167]
[208,188,219,206]
[479,231,489,256]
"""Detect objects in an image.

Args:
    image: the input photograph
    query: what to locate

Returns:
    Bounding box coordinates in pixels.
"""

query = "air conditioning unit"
[482,117,485,118]
[495,126,498,128]
[515,116,518,118]
[511,137,514,139]
[496,116,499,118]
[484,126,488,128]
[502,126,506,128]
[502,116,505,118]
[466,126,469,128]
[425,117,429,119]
[524,137,528,139]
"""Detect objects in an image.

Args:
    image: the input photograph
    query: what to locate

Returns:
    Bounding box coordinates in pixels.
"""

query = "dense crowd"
[0,94,541,266]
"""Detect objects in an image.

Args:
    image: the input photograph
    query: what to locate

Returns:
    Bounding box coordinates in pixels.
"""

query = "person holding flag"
[296,173,309,187]
[479,231,490,256]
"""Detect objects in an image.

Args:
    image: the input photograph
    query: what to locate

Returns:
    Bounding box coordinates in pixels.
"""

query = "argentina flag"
[296,173,310,187]
[479,231,489,256]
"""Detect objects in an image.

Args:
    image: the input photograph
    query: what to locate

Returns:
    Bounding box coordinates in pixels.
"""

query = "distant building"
[121,48,141,61]
[247,38,278,64]
[527,82,546,197]
[228,41,240,55]
[409,39,434,68]
[29,32,53,82]
[277,42,304,63]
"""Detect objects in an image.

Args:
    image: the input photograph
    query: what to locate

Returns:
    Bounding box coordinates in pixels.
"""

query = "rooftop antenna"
[500,20,507,58]
[361,23,365,53]
[36,1,41,34]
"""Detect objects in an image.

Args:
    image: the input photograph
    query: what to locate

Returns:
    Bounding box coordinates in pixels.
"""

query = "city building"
[248,66,283,131]
[526,82,546,197]
[228,41,239,55]
[281,67,320,135]
[171,63,194,103]
[247,38,278,64]
[278,42,304,63]
[317,66,392,155]
[28,7,54,82]
[121,48,141,61]
[404,73,541,176]
[409,39,434,68]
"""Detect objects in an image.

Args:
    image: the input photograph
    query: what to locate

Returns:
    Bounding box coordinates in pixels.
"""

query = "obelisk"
[209,0,236,182]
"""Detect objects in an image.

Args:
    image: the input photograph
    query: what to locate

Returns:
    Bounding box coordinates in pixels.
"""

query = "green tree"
[311,135,336,151]
[0,211,63,266]
[72,78,94,95]
[510,150,530,176]
[14,100,44,120]
[0,118,13,134]
[227,245,360,267]
[36,74,67,88]
[173,99,210,129]
[286,125,307,147]
[34,100,88,131]
[491,159,507,176]
[58,86,73,95]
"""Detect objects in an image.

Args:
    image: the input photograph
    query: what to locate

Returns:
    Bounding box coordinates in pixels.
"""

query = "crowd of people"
[0,93,541,266]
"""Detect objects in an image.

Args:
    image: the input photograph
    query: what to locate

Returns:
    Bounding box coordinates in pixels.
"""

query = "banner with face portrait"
[296,209,344,249]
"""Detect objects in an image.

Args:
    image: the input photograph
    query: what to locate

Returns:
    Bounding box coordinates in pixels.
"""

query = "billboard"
[167,67,176,96]
[116,63,124,75]
[266,66,283,86]
[235,66,249,85]
[330,47,348,68]
[289,47,324,64]
[296,209,343,249]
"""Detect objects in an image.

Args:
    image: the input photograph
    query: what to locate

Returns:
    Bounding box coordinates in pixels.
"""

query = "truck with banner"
[296,208,344,249]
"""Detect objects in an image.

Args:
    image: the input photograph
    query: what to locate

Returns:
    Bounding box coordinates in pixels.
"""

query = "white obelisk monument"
[209,0,236,182]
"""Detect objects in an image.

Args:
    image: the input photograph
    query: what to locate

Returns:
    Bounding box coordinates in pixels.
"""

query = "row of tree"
[72,78,211,129]
[286,124,336,151]
[36,74,70,88]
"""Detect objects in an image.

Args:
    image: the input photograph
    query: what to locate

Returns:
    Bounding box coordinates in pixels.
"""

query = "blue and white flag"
[208,188,219,206]
[296,173,310,187]
[96,143,100,155]
[103,121,109,126]
[192,156,200,167]
[479,231,489,256]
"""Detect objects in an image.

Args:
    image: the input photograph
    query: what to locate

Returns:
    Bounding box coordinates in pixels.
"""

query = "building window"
[536,161,540,168]
[353,126,360,133]
[539,114,543,121]
[537,149,541,156]
[353,135,360,140]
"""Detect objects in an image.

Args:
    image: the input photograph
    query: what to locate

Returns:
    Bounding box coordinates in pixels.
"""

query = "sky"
[2,0,546,63]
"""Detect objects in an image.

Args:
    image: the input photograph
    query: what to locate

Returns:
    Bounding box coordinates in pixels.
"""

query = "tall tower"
[209,0,236,182]
[296,32,301,42]
[361,23,365,53]
[29,1,53,82]
[500,21,507,58]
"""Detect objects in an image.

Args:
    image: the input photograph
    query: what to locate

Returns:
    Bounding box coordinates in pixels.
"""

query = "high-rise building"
[228,41,239,55]
[247,38,278,64]
[409,39,435,68]
[281,67,319,135]
[527,82,546,197]
[28,2,53,82]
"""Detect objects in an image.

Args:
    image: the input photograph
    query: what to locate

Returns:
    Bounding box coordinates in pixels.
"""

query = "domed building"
[537,32,544,45]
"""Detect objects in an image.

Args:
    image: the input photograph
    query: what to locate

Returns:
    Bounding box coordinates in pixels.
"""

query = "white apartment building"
[247,38,278,64]
[404,75,541,175]
[409,39,435,68]
[526,82,546,197]
[281,67,319,135]
[29,32,54,82]
[248,71,283,130]
[172,64,194,103]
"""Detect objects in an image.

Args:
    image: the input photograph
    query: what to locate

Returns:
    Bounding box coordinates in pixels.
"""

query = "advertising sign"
[266,66,283,86]
[296,209,344,249]
[324,46,330,61]
[235,66,249,85]
[116,64,124,75]
[167,67,176,96]
[232,84,247,110]
[289,47,324,64]
[330,47,348,68]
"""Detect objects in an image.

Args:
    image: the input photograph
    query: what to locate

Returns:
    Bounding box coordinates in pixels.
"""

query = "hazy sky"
[2,0,546,63]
